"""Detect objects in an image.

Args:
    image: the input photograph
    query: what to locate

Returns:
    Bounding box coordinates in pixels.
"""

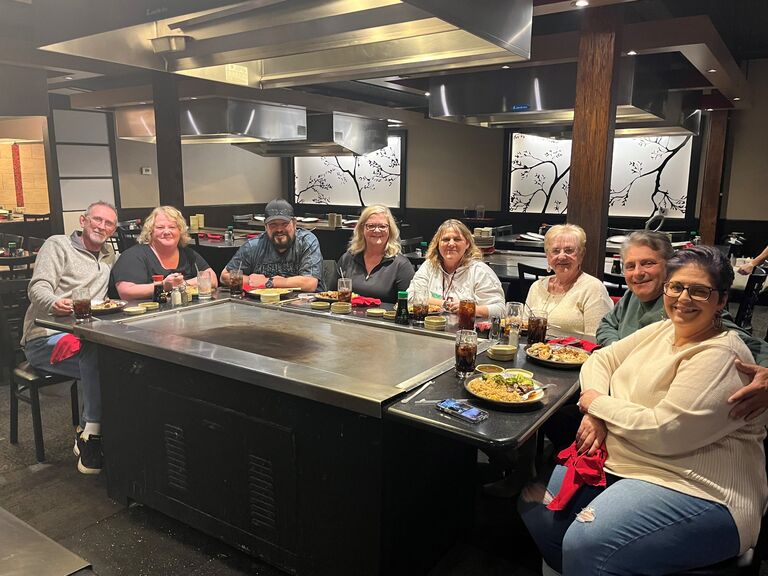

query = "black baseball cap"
[264,199,294,224]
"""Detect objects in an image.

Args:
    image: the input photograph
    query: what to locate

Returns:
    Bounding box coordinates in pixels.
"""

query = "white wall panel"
[57,145,113,177]
[53,109,109,144]
[60,179,115,211]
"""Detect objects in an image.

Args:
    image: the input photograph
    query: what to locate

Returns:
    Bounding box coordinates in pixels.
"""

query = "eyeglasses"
[663,281,715,301]
[85,215,117,230]
[364,223,390,232]
[547,247,578,256]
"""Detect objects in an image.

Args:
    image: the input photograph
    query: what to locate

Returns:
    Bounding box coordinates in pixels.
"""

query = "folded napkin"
[242,282,254,292]
[246,233,260,239]
[351,296,381,307]
[50,334,82,364]
[548,336,601,353]
[475,320,490,332]
[206,233,224,241]
[547,441,608,511]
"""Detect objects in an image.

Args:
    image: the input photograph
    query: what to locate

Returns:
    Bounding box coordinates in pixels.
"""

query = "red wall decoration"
[11,143,25,207]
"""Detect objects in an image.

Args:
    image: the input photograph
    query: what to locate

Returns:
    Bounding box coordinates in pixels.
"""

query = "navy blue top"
[224,228,324,290]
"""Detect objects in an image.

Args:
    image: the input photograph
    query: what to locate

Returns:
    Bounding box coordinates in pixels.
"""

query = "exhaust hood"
[428,57,699,135]
[237,112,388,156]
[37,0,533,89]
[115,97,307,144]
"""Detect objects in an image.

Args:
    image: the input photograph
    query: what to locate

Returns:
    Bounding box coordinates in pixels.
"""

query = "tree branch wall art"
[509,133,692,217]
[294,135,402,207]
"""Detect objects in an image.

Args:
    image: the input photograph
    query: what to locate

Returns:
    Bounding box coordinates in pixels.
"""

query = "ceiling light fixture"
[424,91,430,97]
[502,65,510,69]
[707,68,717,73]
[706,108,714,112]
[64,76,73,80]
[627,50,637,56]
[733,97,741,101]
[573,0,589,7]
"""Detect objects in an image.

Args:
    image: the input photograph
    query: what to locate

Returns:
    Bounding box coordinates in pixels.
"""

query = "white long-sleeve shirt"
[407,259,506,319]
[581,320,768,554]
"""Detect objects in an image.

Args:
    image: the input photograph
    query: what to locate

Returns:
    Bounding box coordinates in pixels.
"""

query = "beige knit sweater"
[582,320,768,554]
[525,272,613,336]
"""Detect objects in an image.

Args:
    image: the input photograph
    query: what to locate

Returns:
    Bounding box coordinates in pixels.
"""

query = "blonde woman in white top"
[525,224,613,336]
[407,219,505,319]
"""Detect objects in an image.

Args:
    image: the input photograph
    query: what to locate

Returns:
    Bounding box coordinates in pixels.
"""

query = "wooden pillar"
[699,111,728,245]
[567,7,622,278]
[152,72,184,208]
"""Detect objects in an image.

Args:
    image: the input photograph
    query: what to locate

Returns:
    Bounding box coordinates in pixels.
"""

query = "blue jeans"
[518,465,740,575]
[24,333,101,426]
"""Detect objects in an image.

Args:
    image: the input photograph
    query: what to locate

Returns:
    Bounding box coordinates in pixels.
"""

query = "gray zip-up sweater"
[22,231,115,345]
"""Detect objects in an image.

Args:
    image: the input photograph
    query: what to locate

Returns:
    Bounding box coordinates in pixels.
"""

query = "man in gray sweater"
[21,201,118,474]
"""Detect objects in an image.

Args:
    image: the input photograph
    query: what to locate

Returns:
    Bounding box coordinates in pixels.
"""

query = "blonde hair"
[138,206,191,247]
[544,224,587,254]
[425,219,482,268]
[347,205,402,258]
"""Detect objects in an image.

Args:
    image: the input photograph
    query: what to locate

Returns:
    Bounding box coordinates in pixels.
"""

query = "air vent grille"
[164,423,188,493]
[248,454,276,530]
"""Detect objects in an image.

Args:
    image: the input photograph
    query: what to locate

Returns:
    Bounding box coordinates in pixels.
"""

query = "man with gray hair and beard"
[21,201,118,474]
[220,198,324,292]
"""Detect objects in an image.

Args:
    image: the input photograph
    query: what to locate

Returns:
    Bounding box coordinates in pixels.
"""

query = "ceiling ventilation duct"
[115,97,306,144]
[428,57,699,135]
[37,0,533,89]
[237,112,388,157]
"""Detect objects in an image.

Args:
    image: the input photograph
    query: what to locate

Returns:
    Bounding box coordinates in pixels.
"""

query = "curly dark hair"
[666,246,734,297]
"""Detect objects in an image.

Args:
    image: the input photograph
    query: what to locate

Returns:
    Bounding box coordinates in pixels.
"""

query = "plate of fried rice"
[464,370,544,406]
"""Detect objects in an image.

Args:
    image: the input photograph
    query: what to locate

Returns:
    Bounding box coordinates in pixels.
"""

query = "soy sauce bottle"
[395,291,410,325]
[152,275,164,303]
[611,255,622,275]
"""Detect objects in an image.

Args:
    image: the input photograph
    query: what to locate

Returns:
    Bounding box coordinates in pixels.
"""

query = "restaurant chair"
[24,236,46,254]
[0,254,35,279]
[322,259,338,292]
[400,236,423,254]
[1,233,24,249]
[734,266,767,333]
[116,220,141,253]
[603,272,628,298]
[0,279,79,462]
[22,213,50,222]
[517,263,551,302]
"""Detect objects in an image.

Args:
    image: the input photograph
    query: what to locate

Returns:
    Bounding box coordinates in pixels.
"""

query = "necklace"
[442,268,457,300]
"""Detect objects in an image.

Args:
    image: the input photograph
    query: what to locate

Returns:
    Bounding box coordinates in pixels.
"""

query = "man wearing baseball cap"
[221,198,324,291]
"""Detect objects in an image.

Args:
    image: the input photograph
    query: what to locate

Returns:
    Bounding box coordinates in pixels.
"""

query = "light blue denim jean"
[24,333,101,426]
[518,464,740,575]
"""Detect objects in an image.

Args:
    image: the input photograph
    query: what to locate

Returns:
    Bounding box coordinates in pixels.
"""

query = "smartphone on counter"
[436,399,489,424]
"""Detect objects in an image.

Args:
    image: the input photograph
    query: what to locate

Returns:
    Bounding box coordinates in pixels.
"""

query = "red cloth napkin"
[475,321,490,332]
[548,336,601,353]
[50,334,81,364]
[206,233,224,241]
[547,441,608,511]
[351,296,381,307]
[246,233,260,239]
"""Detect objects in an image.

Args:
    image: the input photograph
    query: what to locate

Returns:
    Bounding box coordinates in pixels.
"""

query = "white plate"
[299,217,319,223]
[342,219,358,225]
[607,235,628,244]
[254,216,265,221]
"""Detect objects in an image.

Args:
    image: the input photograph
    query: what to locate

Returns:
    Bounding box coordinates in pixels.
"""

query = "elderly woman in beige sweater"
[519,246,767,575]
[525,224,613,336]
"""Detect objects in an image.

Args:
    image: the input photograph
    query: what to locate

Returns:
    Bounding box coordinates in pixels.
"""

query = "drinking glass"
[505,302,524,347]
[410,290,429,325]
[337,277,352,303]
[455,330,478,378]
[197,271,212,300]
[457,298,476,330]
[72,288,92,323]
[527,309,549,345]
[229,269,243,298]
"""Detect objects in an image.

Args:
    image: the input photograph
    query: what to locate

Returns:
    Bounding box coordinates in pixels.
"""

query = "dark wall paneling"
[566,6,622,278]
[699,110,728,245]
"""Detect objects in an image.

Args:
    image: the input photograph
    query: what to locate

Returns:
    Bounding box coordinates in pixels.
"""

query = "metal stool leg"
[28,382,45,462]
[9,376,19,445]
[70,381,80,427]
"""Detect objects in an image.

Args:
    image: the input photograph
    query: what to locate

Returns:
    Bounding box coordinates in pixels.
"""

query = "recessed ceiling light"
[706,108,714,112]
[573,0,589,7]
[424,91,430,97]
[627,50,637,56]
[190,97,198,100]
[64,76,73,80]
[502,65,510,69]
[733,97,741,101]
[707,68,717,73]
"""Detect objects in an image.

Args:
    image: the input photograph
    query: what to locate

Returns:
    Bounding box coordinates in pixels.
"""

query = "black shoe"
[73,426,83,457]
[75,433,103,475]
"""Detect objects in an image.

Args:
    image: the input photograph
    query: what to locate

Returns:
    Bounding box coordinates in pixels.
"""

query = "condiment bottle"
[611,255,622,275]
[152,274,164,303]
[179,284,189,305]
[225,226,234,246]
[395,291,410,325]
[171,286,182,307]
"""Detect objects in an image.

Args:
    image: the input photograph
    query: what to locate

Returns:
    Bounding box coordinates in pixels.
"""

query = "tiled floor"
[1,304,766,576]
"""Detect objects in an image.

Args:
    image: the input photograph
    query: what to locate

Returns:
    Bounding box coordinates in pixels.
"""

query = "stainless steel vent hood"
[237,112,388,156]
[37,0,533,90]
[428,58,690,132]
[115,97,307,144]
